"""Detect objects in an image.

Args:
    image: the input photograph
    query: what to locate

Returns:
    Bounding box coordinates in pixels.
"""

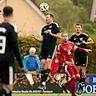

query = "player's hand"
[84,49,92,53]
[82,40,87,44]
[48,29,52,35]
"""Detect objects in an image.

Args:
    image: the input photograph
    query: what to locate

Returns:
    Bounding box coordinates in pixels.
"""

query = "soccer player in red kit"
[50,33,91,96]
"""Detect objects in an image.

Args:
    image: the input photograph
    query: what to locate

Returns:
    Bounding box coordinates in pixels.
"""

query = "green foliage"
[18,36,41,57]
[35,0,94,33]
[87,44,96,73]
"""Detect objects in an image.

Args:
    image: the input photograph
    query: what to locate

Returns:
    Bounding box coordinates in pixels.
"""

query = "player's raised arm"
[48,29,61,39]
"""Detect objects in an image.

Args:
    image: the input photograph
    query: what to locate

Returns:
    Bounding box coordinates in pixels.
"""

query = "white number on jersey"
[0,36,6,54]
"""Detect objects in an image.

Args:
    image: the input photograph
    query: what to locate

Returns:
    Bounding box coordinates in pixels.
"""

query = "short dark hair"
[75,23,82,27]
[46,13,54,18]
[3,6,13,16]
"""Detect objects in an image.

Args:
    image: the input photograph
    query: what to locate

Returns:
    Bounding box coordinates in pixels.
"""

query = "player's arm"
[74,44,92,52]
[10,25,23,69]
[56,44,65,62]
[32,34,43,43]
[48,29,61,39]
[48,23,61,39]
[82,37,94,45]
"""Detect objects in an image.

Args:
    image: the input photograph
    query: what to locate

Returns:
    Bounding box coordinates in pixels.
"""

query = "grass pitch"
[13,94,96,96]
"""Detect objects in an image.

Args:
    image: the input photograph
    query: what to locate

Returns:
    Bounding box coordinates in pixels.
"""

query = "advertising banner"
[13,73,96,94]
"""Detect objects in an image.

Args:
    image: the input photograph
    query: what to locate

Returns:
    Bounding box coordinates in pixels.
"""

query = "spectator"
[23,47,41,86]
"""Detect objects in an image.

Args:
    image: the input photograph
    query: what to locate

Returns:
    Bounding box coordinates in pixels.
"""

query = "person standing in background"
[0,6,23,96]
[69,23,94,94]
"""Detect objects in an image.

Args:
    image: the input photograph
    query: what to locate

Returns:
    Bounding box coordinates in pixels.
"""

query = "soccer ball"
[40,2,49,12]
[54,73,61,81]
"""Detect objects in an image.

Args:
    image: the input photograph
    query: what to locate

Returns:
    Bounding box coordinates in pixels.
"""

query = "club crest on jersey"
[55,59,59,63]
[73,38,76,40]
[80,38,83,41]
[49,25,52,28]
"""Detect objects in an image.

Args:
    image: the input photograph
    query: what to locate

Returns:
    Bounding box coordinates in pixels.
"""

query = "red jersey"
[57,41,75,64]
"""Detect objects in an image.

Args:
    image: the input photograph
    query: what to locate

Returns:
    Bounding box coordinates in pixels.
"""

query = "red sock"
[64,77,76,96]
[70,77,76,96]
[64,79,72,86]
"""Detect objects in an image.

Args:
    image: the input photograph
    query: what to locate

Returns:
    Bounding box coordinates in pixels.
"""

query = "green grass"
[13,94,96,96]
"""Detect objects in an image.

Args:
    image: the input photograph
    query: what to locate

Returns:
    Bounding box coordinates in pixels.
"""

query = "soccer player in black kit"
[69,23,94,94]
[0,6,23,96]
[32,13,61,90]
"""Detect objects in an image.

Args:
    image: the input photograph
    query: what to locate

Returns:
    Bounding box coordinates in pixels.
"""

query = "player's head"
[29,47,36,56]
[75,23,82,33]
[3,6,14,20]
[61,33,69,42]
[45,13,54,24]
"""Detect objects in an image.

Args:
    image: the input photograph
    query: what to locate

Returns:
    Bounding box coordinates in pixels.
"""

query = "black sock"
[41,69,45,84]
[79,75,86,87]
[43,69,50,82]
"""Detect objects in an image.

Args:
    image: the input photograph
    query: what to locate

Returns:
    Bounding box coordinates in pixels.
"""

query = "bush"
[18,36,41,57]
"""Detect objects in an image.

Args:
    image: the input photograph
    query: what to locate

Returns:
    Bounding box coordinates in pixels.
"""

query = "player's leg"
[42,58,52,83]
[38,47,48,90]
[0,66,14,96]
[60,65,77,96]
[77,54,88,94]
[71,64,80,81]
[77,66,86,94]
[39,46,56,89]
[0,67,3,96]
[60,65,80,95]
[65,65,77,96]
[38,59,46,90]
[80,66,86,84]
[25,73,34,86]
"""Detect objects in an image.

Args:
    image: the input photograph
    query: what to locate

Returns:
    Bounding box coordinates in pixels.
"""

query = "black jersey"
[69,33,89,55]
[41,23,60,47]
[0,22,23,67]
[69,33,89,48]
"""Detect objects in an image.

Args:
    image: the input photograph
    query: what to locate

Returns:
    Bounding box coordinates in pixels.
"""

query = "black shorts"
[0,66,14,84]
[74,52,88,67]
[40,45,57,60]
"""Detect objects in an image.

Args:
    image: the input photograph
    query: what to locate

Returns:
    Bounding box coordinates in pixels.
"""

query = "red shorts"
[50,57,79,78]
[62,64,79,77]
[50,57,60,74]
